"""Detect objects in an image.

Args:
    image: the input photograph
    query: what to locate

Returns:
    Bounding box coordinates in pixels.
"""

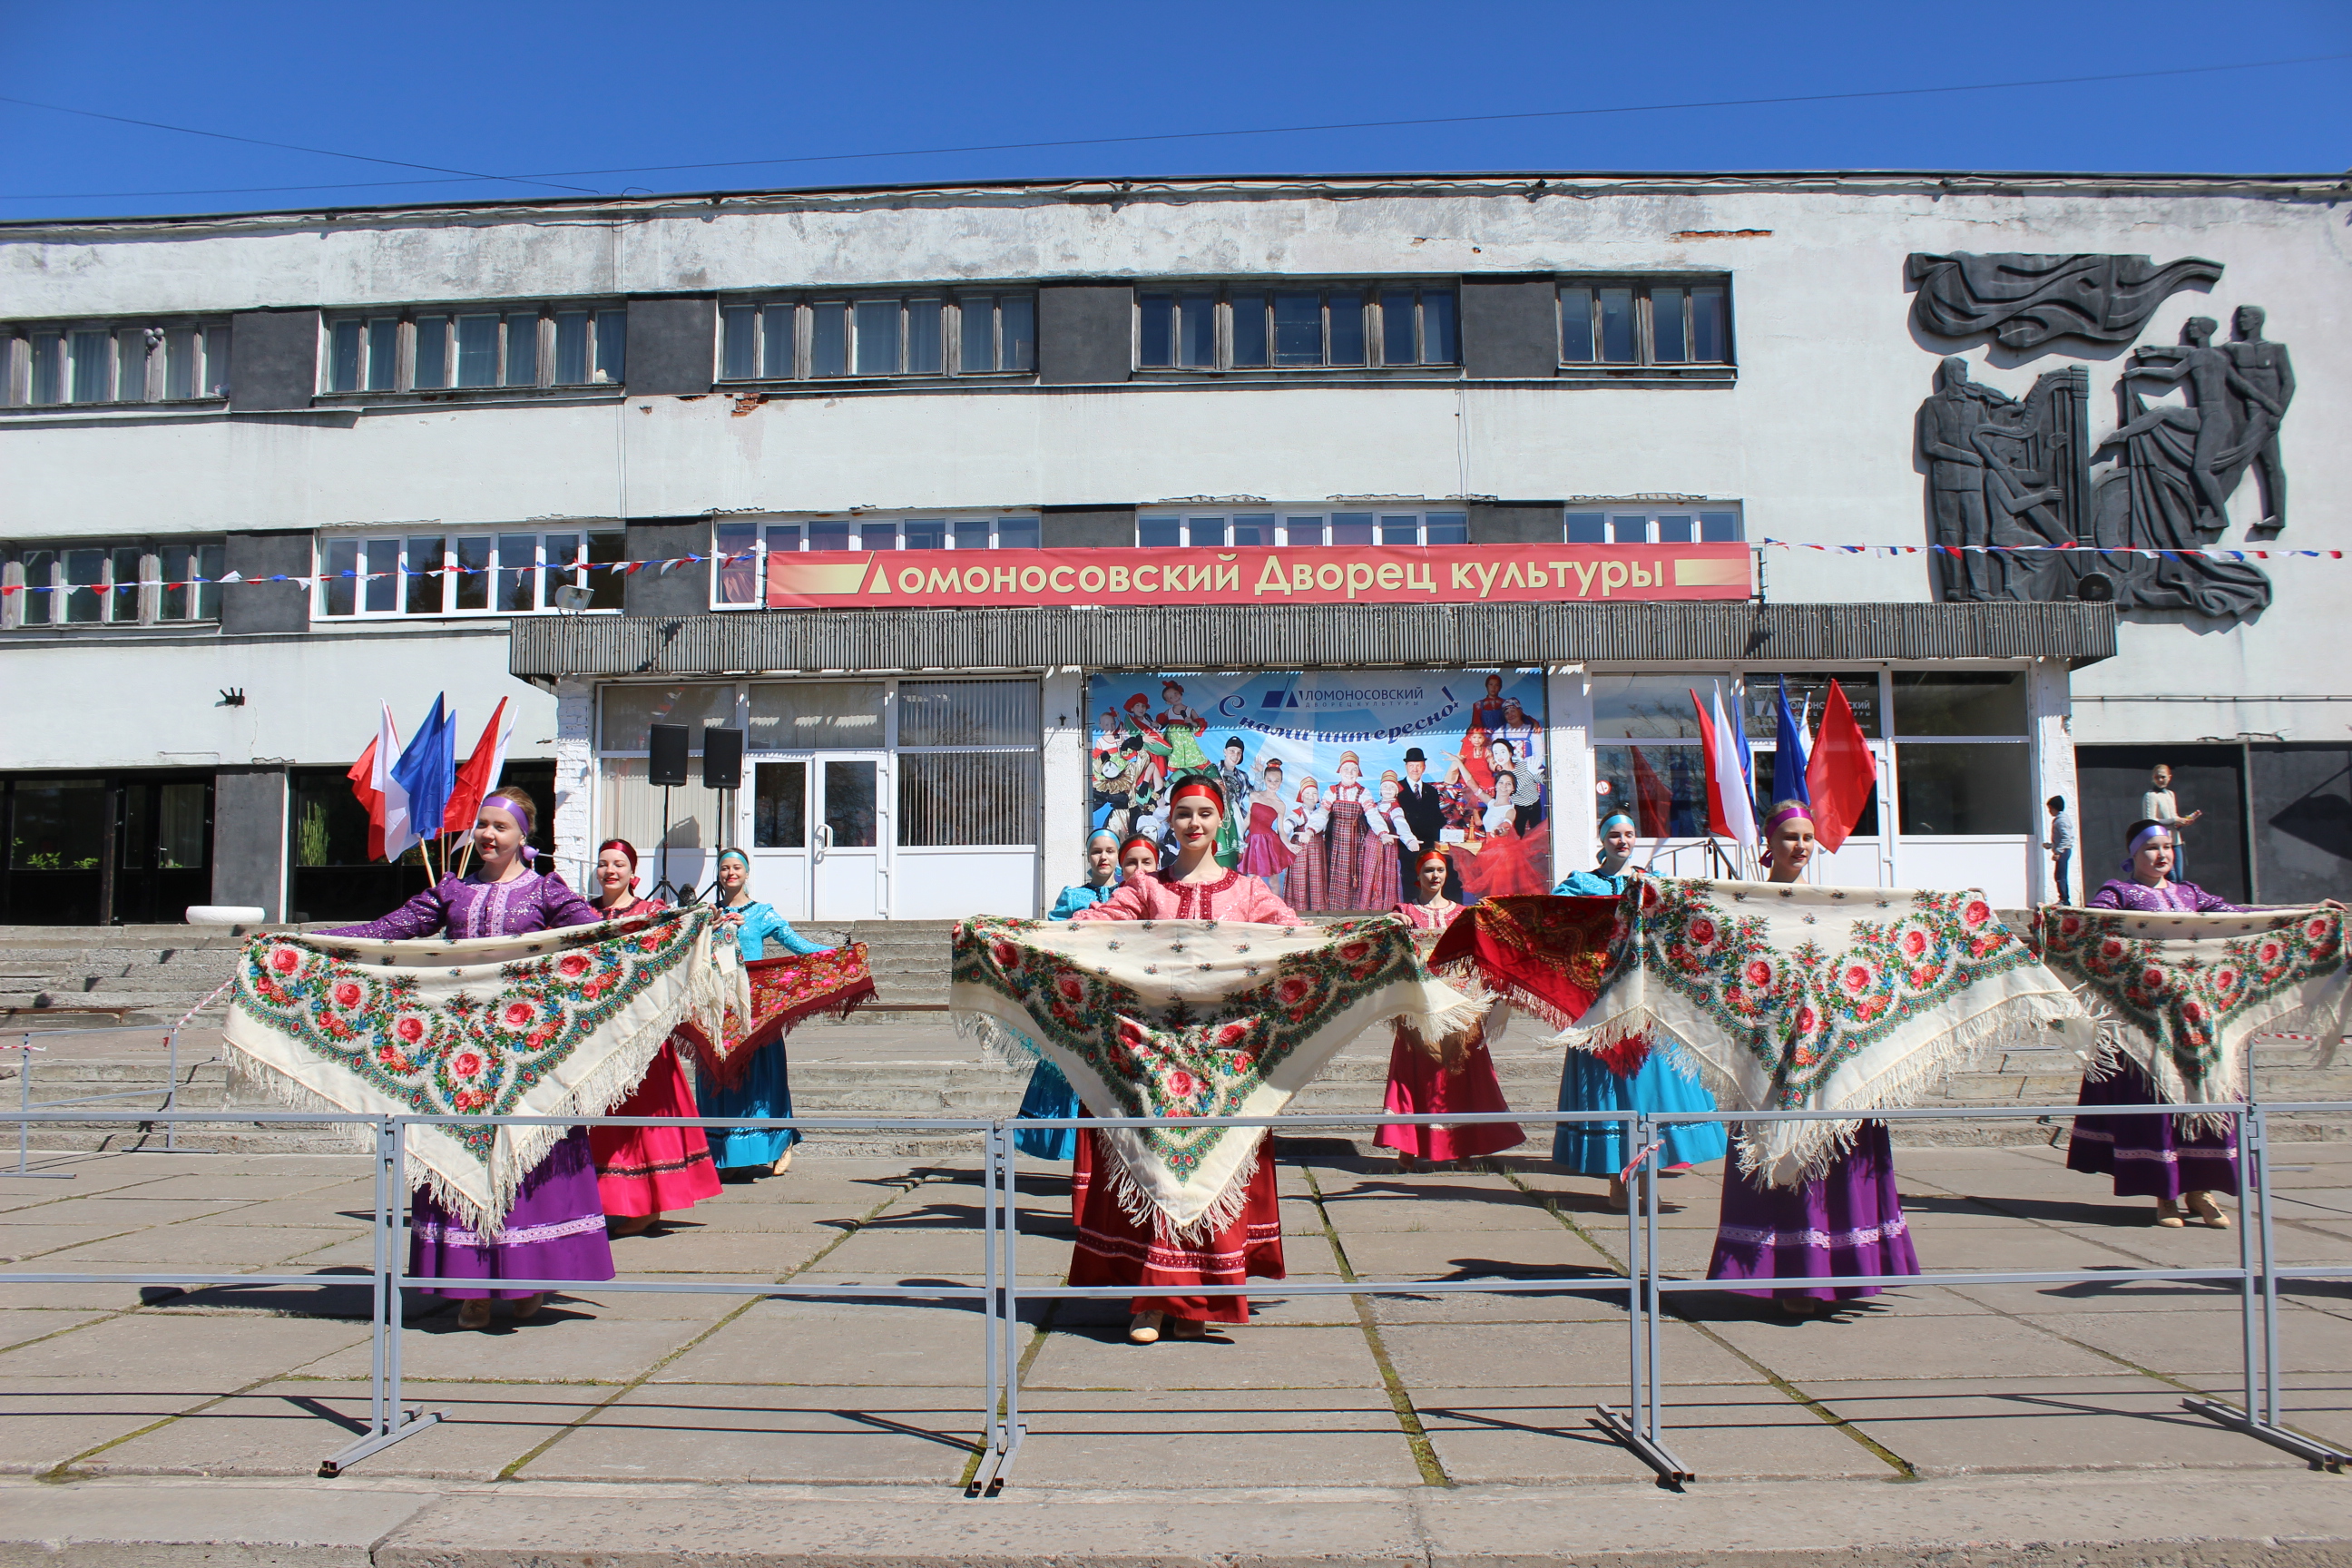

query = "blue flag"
[1770,677,1811,811]
[390,694,457,843]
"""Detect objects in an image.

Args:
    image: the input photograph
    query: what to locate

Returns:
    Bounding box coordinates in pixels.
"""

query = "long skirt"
[1374,1024,1524,1161]
[1069,1127,1283,1324]
[1014,1058,1080,1161]
[1706,1122,1917,1304]
[590,1041,723,1218]
[1289,828,1330,912]
[2065,1058,2239,1200]
[1553,1049,1730,1175]
[409,1128,614,1299]
[699,1039,800,1171]
[1324,800,1367,910]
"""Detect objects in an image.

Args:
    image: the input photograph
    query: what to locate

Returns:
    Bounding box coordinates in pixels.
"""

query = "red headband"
[1119,835,1160,860]
[596,838,639,871]
[1414,848,1450,872]
[1170,778,1225,812]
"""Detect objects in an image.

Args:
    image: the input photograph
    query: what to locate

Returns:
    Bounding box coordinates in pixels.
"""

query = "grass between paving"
[1297,1161,1452,1486]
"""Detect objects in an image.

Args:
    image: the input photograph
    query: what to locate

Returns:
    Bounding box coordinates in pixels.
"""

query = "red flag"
[1629,746,1672,838]
[1804,681,1878,853]
[1687,689,1728,837]
[443,698,514,832]
[346,739,385,863]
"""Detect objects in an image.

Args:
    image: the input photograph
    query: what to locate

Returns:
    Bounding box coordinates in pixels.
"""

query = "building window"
[714,515,1043,605]
[720,293,1035,382]
[896,680,1040,848]
[1558,279,1731,368]
[1133,508,1468,548]
[5,320,230,407]
[1137,284,1456,371]
[314,528,624,619]
[1564,506,1744,544]
[1892,671,2030,837]
[5,540,225,629]
[321,303,624,394]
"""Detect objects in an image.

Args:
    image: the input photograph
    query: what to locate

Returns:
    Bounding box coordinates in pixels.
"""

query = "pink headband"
[1763,803,1814,836]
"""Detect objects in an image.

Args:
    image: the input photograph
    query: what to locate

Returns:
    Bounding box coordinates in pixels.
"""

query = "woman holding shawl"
[324,787,614,1330]
[1704,801,1919,1316]
[2066,819,2242,1228]
[1014,831,1125,1161]
[583,839,722,1235]
[701,848,831,1180]
[1071,776,1301,1344]
[1377,848,1524,1169]
[1553,815,1729,1210]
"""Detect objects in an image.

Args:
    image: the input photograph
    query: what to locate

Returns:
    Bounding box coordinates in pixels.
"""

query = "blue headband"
[1086,828,1120,848]
[717,848,750,868]
[2123,823,2171,871]
[1598,812,1636,836]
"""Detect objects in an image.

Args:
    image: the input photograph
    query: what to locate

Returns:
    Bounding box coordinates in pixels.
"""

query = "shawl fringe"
[2076,994,2339,1138]
[1099,1130,1262,1248]
[691,975,877,1091]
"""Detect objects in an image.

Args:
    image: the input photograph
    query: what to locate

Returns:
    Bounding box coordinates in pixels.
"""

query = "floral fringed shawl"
[1559,878,2082,1185]
[673,943,877,1090]
[952,914,1478,1240]
[2032,904,2347,1131]
[224,906,744,1234]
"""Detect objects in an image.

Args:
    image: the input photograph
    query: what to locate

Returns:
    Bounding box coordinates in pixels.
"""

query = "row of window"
[1,323,230,407]
[0,271,1735,408]
[1,502,1749,627]
[324,308,626,394]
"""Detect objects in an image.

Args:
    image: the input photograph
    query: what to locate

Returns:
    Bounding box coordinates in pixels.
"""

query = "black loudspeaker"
[703,727,744,790]
[647,723,691,788]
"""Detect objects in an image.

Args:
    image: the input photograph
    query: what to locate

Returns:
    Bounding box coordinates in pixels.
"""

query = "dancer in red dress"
[583,839,723,1234]
[1285,775,1331,912]
[1070,778,1298,1343]
[1376,849,1524,1168]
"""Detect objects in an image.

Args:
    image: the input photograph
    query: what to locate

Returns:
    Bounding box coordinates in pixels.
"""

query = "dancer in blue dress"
[1015,830,1123,1160]
[1551,813,1730,1209]
[701,848,830,1179]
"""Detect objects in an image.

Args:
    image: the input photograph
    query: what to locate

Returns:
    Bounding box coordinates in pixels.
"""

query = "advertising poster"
[1085,669,1550,911]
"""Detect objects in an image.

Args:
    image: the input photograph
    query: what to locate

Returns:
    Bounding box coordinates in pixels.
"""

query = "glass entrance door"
[115,779,213,924]
[813,755,889,920]
[747,760,812,922]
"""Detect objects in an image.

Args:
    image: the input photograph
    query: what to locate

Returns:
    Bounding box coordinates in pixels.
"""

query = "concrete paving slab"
[582,1229,835,1276]
[0,1197,258,1228]
[0,1308,113,1349]
[812,1230,993,1278]
[197,1197,377,1229]
[1004,1387,1423,1488]
[1365,1282,1631,1325]
[0,1312,368,1389]
[95,1171,368,1202]
[0,1282,152,1310]
[0,1382,224,1473]
[49,1225,353,1269]
[1808,1373,2318,1475]
[303,1312,707,1386]
[546,1279,766,1321]
[0,1475,436,1566]
[1701,1307,2113,1381]
[518,1382,981,1484]
[0,1223,154,1263]
[1024,1322,1385,1391]
[1420,1381,1896,1483]
[71,1378,609,1482]
[1946,1276,2256,1316]
[1319,1196,1568,1234]
[1384,1318,1759,1389]
[1333,1226,1614,1284]
[652,1299,990,1387]
[2025,1305,2352,1375]
[629,1202,848,1236]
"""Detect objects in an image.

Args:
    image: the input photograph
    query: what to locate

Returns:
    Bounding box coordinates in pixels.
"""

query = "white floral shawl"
[953,915,1478,1239]
[224,906,742,1233]
[1560,878,2083,1185]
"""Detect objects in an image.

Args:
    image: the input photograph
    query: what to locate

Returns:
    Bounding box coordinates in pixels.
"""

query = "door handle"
[815,822,831,859]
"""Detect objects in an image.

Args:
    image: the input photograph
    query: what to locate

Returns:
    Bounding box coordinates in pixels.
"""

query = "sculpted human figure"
[2225,305,2293,534]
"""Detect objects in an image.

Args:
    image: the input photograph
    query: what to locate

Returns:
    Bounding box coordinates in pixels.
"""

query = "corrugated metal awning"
[509,600,2115,680]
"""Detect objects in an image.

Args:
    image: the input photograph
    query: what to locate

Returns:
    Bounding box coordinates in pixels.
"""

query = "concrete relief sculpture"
[1907,253,2288,623]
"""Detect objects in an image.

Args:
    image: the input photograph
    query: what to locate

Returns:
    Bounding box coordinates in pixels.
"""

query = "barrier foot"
[2183,1398,2348,1472]
[318,1407,445,1477]
[965,1422,1026,1498]
[0,1171,74,1181]
[1594,1405,1692,1489]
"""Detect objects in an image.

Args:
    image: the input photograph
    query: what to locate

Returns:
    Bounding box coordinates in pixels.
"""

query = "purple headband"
[1759,802,1814,867]
[481,794,537,864]
[2123,822,2171,871]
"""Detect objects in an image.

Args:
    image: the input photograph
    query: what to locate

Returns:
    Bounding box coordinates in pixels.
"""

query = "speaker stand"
[650,785,684,903]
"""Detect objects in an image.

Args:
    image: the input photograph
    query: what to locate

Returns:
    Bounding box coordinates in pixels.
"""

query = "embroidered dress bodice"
[2087,878,2237,914]
[1047,880,1117,920]
[325,868,602,940]
[1554,867,1632,897]
[719,899,828,961]
[1070,867,1305,925]
[1392,897,1462,932]
[1327,781,1368,806]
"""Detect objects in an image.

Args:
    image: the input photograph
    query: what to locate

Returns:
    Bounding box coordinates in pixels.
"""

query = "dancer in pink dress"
[1375,849,1524,1169]
[1239,758,1296,890]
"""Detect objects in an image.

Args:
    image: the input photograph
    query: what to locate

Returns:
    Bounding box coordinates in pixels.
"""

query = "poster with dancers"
[1085,670,1549,910]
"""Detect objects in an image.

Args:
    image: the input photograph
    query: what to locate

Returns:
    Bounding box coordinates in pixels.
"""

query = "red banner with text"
[766,541,1750,611]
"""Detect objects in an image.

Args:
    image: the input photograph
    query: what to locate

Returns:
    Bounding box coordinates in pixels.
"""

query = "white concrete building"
[3,172,2344,926]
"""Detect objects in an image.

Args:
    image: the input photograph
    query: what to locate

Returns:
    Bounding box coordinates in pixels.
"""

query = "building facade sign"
[766,542,1750,611]
[1085,668,1552,911]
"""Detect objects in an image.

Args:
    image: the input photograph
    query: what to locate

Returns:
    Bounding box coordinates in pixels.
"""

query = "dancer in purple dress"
[1705,802,1920,1316]
[2065,818,2240,1229]
[325,786,617,1329]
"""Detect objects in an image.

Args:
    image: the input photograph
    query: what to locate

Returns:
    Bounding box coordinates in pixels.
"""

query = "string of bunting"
[4,539,2343,597]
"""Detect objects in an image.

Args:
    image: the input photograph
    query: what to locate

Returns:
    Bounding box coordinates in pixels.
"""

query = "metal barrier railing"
[2,1098,2346,1490]
[8,1026,206,1177]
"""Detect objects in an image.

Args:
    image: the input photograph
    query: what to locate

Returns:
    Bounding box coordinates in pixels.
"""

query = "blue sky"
[2,1,2346,220]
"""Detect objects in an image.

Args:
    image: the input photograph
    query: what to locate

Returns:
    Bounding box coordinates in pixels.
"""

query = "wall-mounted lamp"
[554,584,594,614]
[217,688,246,707]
